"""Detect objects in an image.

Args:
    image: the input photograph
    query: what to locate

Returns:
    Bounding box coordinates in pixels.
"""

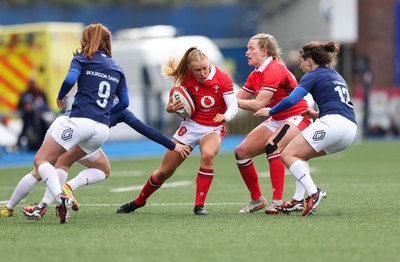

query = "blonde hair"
[74,23,112,59]
[250,33,281,60]
[161,47,208,85]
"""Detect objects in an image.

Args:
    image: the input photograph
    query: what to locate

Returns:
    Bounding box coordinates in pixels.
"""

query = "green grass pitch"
[0,141,399,262]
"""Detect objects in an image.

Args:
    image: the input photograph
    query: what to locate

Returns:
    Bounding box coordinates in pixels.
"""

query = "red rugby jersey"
[243,59,308,121]
[182,65,234,126]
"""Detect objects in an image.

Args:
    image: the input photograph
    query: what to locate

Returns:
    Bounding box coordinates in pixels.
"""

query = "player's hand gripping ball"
[169,86,195,118]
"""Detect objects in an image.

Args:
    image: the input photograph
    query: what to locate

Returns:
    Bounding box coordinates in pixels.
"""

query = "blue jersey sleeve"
[269,86,308,115]
[110,109,176,150]
[110,90,129,115]
[110,77,129,115]
[58,69,80,100]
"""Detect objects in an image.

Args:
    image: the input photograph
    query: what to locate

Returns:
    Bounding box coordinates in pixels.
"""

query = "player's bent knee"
[265,124,291,155]
[265,143,278,154]
[280,150,291,165]
[234,146,247,160]
[201,152,215,164]
[31,170,42,181]
[104,172,111,178]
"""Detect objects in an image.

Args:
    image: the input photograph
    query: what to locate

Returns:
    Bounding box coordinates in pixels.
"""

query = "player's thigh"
[78,149,111,175]
[199,132,221,161]
[57,146,87,169]
[236,123,272,158]
[156,145,187,179]
[281,134,321,166]
[34,136,66,166]
[269,122,302,152]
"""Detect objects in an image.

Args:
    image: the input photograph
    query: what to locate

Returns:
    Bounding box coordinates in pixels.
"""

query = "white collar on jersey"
[207,64,216,80]
[256,56,273,72]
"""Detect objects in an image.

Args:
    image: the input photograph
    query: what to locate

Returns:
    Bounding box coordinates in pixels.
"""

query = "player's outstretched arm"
[110,109,181,151]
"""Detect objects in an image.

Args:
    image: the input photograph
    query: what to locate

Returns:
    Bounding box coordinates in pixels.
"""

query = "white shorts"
[51,117,109,155]
[302,114,357,154]
[264,116,310,132]
[44,115,102,162]
[173,119,225,149]
[44,115,66,140]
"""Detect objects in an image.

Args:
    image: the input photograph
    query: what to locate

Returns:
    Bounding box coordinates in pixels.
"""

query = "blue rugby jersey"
[299,66,356,123]
[66,50,127,126]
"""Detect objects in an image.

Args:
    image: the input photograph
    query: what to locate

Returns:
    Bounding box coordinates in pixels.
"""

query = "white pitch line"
[110,180,193,192]
[110,170,190,177]
[258,171,290,177]
[66,202,244,207]
[110,171,147,177]
[0,200,25,205]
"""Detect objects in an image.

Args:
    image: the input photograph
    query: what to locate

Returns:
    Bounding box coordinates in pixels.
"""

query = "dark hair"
[300,41,340,67]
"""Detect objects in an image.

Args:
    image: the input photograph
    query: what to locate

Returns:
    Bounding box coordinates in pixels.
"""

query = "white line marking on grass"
[111,171,147,177]
[0,200,25,205]
[111,170,189,177]
[258,171,290,177]
[110,180,193,192]
[75,202,244,207]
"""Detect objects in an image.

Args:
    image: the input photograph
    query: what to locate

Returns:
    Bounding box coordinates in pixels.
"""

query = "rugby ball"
[169,86,195,118]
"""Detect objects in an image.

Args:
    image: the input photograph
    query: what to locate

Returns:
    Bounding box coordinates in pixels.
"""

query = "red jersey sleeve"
[264,61,308,120]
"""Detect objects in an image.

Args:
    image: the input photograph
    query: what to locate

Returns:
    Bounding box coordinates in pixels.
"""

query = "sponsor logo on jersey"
[200,96,215,108]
